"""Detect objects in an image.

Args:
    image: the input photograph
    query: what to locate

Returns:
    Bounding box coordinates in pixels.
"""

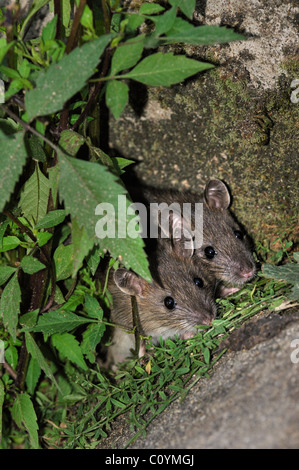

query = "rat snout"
[239,264,256,280]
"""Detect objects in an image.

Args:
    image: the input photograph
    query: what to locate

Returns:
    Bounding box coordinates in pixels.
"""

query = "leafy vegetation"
[0,0,296,450]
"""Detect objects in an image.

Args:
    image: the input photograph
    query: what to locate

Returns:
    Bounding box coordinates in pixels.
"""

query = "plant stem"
[65,0,87,54]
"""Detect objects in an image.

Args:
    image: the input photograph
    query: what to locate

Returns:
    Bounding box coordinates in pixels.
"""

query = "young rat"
[130,178,256,296]
[107,241,218,364]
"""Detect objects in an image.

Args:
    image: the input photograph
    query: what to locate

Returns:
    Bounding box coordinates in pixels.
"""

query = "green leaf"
[52,333,88,370]
[25,332,60,390]
[71,217,94,277]
[0,266,17,285]
[84,294,103,319]
[150,6,177,36]
[122,52,214,86]
[86,245,103,276]
[19,309,39,328]
[0,272,21,341]
[53,244,74,281]
[25,34,114,120]
[203,346,210,364]
[169,0,195,18]
[0,236,21,252]
[19,163,50,224]
[42,14,57,42]
[81,323,105,361]
[36,231,53,247]
[30,309,92,334]
[58,152,151,281]
[0,131,27,213]
[0,37,15,64]
[35,209,66,229]
[164,18,246,45]
[106,79,129,120]
[139,3,165,14]
[25,358,42,395]
[59,129,85,156]
[25,134,47,162]
[11,393,39,449]
[20,255,46,274]
[111,36,145,75]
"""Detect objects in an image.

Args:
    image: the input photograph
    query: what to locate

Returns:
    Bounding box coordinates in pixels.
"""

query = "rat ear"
[114,268,147,297]
[169,210,194,258]
[204,179,230,210]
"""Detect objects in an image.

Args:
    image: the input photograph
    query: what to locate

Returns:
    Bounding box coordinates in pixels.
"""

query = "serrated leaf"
[122,52,214,86]
[25,358,42,395]
[25,34,114,120]
[53,244,74,281]
[150,6,177,36]
[19,163,50,224]
[25,331,60,391]
[20,255,46,274]
[36,231,53,247]
[35,209,66,229]
[84,294,103,319]
[25,133,47,162]
[0,236,21,252]
[11,393,39,448]
[0,266,17,285]
[106,79,129,120]
[58,152,151,281]
[0,130,27,213]
[111,36,145,75]
[52,332,88,370]
[169,0,195,18]
[71,217,94,277]
[0,272,21,341]
[30,309,92,334]
[81,323,105,360]
[59,129,85,156]
[164,18,245,45]
[86,245,103,275]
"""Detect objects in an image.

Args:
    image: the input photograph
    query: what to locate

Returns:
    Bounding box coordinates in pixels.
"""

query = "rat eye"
[194,277,204,288]
[204,246,217,259]
[234,230,244,240]
[164,296,177,310]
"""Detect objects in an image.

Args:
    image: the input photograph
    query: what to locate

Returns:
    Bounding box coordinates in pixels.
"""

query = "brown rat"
[129,178,256,295]
[107,241,218,364]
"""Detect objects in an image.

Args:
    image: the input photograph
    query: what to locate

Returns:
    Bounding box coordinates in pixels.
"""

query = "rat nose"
[240,268,254,279]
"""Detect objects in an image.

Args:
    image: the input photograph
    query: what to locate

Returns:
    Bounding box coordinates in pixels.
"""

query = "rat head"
[113,244,217,343]
[196,179,256,286]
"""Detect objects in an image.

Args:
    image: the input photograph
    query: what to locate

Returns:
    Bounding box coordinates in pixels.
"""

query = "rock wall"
[109,0,299,246]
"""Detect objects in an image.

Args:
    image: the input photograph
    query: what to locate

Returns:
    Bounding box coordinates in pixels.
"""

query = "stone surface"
[109,0,299,243]
[98,309,299,449]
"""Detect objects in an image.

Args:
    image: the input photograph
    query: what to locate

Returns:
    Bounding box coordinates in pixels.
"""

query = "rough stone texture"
[109,0,299,244]
[98,310,299,449]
